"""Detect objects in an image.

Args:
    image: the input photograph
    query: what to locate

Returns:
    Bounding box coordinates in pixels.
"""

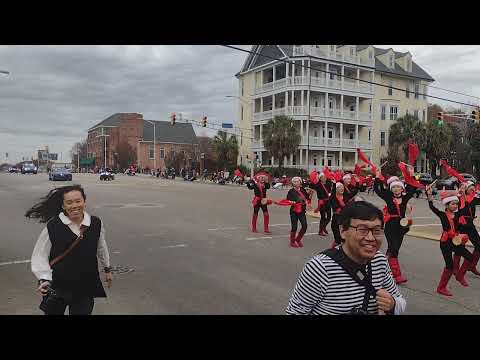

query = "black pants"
[384,220,409,258]
[440,240,473,270]
[319,203,332,231]
[458,224,480,252]
[290,211,307,233]
[45,297,95,315]
[253,203,268,215]
[331,214,342,245]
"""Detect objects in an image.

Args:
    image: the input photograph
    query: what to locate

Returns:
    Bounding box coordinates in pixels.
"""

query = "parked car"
[100,168,115,181]
[460,173,477,184]
[436,176,459,190]
[21,163,38,174]
[49,168,72,181]
[8,166,20,173]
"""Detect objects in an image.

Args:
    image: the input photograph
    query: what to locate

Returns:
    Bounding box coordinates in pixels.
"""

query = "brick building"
[86,113,199,171]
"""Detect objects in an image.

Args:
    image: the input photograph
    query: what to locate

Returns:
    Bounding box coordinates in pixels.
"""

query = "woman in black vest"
[26,185,112,315]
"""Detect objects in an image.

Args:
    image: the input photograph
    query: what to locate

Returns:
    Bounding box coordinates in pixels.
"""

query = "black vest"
[47,215,106,298]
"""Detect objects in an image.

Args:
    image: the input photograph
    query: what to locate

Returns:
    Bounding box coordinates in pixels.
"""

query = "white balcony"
[292,46,375,67]
[342,139,357,148]
[253,106,373,123]
[253,137,371,150]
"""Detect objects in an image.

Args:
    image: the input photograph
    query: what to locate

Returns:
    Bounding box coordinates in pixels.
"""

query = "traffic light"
[171,112,176,126]
[472,110,479,123]
[202,116,207,127]
[437,112,444,126]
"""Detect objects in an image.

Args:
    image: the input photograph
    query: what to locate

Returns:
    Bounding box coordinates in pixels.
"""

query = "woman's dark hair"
[339,201,384,229]
[25,185,86,223]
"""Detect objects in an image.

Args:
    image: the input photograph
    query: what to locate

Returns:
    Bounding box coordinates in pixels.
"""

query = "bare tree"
[115,141,137,170]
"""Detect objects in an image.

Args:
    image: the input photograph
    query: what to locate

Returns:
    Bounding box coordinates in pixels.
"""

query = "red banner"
[323,167,336,181]
[398,162,424,188]
[309,170,319,184]
[357,148,373,167]
[440,159,465,183]
[408,142,420,166]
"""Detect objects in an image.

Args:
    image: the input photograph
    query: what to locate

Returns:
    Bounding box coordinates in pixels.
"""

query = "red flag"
[274,199,295,206]
[354,163,366,176]
[357,148,373,168]
[323,167,336,181]
[309,170,319,184]
[440,159,465,183]
[398,161,424,188]
[408,142,420,166]
[334,170,344,182]
[234,169,242,178]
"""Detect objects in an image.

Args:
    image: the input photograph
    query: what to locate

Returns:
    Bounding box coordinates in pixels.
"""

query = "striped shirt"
[286,249,406,315]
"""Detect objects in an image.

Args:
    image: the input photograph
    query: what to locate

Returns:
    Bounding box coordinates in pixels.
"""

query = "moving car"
[100,168,115,181]
[8,166,20,173]
[436,176,459,190]
[21,163,38,174]
[49,168,72,181]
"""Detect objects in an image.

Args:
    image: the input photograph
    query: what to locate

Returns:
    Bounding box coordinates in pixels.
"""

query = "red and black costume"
[429,200,474,296]
[457,192,480,276]
[308,179,333,236]
[246,176,271,233]
[329,183,347,248]
[342,179,360,204]
[286,186,312,248]
[373,177,416,284]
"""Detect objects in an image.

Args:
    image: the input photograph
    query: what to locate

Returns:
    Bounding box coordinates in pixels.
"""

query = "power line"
[223,45,480,109]
[426,84,480,101]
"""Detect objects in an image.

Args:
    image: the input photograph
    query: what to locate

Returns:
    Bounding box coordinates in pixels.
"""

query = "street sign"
[222,123,233,129]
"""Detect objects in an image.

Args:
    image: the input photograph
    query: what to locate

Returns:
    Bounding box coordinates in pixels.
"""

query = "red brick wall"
[138,143,199,170]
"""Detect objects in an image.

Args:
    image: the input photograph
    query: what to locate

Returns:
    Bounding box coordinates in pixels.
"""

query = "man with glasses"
[286,201,406,315]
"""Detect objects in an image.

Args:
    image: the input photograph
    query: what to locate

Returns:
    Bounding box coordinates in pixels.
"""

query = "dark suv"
[21,163,38,174]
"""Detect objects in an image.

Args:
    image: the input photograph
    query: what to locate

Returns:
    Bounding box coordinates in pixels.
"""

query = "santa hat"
[440,191,459,205]
[342,174,352,181]
[465,181,475,189]
[319,172,325,178]
[336,182,344,189]
[389,180,405,191]
[291,176,302,183]
[387,176,400,186]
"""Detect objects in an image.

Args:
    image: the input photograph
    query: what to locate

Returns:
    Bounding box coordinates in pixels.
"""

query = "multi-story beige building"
[235,45,434,172]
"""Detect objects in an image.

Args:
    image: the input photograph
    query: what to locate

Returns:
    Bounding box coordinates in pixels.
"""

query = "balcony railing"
[253,137,372,150]
[292,46,375,67]
[253,106,373,122]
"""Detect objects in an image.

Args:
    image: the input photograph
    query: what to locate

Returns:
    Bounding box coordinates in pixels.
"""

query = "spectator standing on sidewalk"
[26,185,112,315]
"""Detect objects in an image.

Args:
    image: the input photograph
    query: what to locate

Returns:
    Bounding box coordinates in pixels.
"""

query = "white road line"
[0,259,31,267]
[158,244,188,249]
[411,223,441,227]
[208,221,319,231]
[246,232,319,241]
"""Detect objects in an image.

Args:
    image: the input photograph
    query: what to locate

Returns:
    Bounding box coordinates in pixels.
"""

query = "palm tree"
[423,118,453,176]
[213,131,239,170]
[262,115,301,170]
[388,114,425,161]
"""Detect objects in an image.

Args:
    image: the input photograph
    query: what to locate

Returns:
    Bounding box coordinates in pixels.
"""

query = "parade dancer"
[342,173,361,204]
[329,181,347,248]
[246,172,272,234]
[308,171,333,236]
[456,181,480,277]
[275,177,312,248]
[426,187,474,296]
[373,166,418,284]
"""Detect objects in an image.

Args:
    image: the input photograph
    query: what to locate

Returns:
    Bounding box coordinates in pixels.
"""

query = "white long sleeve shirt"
[31,211,110,281]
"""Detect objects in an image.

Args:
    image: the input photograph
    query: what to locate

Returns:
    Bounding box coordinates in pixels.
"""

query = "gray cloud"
[1,45,479,163]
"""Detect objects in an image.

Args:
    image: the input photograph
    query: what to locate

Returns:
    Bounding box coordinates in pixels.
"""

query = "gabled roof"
[142,121,198,144]
[88,113,124,130]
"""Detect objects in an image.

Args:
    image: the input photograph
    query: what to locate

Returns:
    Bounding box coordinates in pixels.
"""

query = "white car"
[100,169,115,181]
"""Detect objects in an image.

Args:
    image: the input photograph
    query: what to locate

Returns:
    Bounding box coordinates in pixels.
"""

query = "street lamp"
[144,120,156,171]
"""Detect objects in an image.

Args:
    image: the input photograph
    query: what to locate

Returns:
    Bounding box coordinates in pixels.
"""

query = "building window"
[388,80,393,96]
[414,109,419,119]
[390,106,398,121]
[381,105,386,120]
[369,49,374,59]
[149,145,155,159]
[423,85,427,100]
[350,47,355,56]
[381,131,386,146]
[330,45,335,52]
[313,156,317,166]
[369,103,372,113]
[406,84,410,98]
[415,83,419,99]
[160,148,165,159]
[241,80,244,96]
[389,55,394,68]
[406,109,410,116]
[423,109,426,121]
[241,105,243,121]
[292,155,296,165]
[368,130,371,141]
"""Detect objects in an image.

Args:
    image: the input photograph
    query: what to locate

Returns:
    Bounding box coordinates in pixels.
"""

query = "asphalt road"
[1,172,479,315]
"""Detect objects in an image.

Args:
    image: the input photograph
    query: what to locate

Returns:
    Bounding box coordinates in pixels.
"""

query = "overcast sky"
[1,45,479,164]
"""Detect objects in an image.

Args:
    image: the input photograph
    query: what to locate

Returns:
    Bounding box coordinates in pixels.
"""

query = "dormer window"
[330,45,336,53]
[350,47,355,57]
[369,49,374,59]
[389,54,394,68]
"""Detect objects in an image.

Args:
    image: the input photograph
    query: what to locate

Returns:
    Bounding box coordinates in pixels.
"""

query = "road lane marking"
[246,232,319,241]
[158,244,188,249]
[0,259,31,266]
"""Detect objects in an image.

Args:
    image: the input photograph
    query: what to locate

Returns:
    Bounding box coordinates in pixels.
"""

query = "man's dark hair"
[25,184,86,223]
[339,201,384,229]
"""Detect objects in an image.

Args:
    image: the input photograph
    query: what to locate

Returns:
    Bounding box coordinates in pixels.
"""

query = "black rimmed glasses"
[349,225,385,239]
